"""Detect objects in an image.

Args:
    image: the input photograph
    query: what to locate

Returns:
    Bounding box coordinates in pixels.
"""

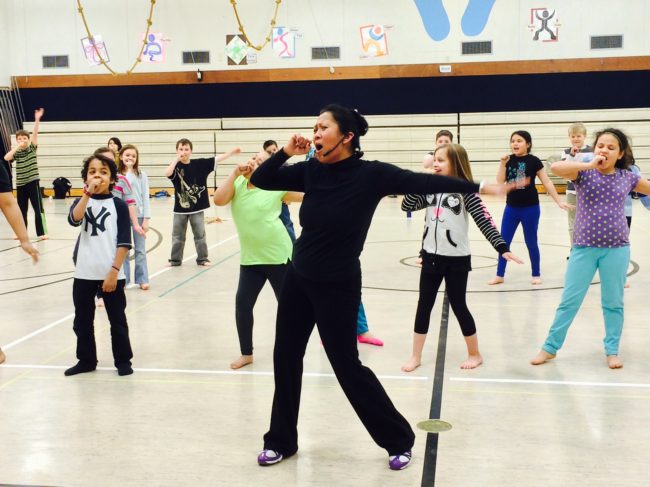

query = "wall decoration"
[75,0,157,75]
[529,8,559,42]
[226,34,248,65]
[414,0,495,42]
[81,35,109,66]
[272,27,296,58]
[141,33,165,63]
[461,0,496,37]
[360,24,388,57]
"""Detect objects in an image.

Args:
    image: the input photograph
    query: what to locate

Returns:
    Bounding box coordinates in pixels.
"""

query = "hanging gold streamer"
[229,0,283,51]
[76,0,157,76]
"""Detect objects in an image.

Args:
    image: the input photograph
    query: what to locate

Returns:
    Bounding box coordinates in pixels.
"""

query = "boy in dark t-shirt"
[66,153,134,377]
[164,138,239,266]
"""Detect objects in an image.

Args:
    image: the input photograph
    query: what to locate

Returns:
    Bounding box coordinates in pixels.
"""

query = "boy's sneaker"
[257,449,283,466]
[388,450,412,470]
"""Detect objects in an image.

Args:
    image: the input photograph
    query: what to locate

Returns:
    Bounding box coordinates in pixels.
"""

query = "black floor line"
[421,292,450,487]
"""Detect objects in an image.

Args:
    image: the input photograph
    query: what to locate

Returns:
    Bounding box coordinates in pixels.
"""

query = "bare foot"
[401,356,421,372]
[139,283,150,290]
[607,355,623,369]
[230,355,253,369]
[460,354,483,369]
[530,350,556,365]
[39,235,49,241]
[624,282,630,289]
[0,347,6,364]
[531,277,542,285]
[488,276,504,285]
[198,261,212,267]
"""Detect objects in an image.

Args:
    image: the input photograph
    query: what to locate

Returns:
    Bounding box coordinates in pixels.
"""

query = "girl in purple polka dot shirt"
[531,128,650,369]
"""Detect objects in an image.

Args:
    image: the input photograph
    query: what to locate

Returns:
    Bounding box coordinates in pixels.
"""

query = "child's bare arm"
[32,108,44,146]
[537,169,572,211]
[3,147,17,162]
[215,147,241,164]
[102,246,129,292]
[164,157,181,177]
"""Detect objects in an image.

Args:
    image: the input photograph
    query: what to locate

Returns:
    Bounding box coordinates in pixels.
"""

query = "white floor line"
[449,377,650,389]
[2,313,75,350]
[2,233,239,351]
[0,364,430,381]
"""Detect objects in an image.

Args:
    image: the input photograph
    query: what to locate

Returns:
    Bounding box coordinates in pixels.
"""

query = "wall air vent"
[182,51,210,64]
[461,41,492,55]
[311,47,340,60]
[42,55,69,68]
[590,35,623,49]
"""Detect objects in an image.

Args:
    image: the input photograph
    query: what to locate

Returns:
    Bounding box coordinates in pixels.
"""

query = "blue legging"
[496,204,541,277]
[357,301,369,335]
[542,246,628,356]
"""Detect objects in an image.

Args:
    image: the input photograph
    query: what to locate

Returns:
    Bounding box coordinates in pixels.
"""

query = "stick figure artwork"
[532,9,557,41]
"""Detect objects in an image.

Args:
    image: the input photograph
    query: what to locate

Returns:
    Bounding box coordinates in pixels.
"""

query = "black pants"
[17,179,47,237]
[235,263,288,355]
[263,265,414,456]
[72,278,133,367]
[414,265,476,336]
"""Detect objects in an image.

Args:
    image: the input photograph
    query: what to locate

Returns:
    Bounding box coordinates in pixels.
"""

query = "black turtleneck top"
[250,149,480,281]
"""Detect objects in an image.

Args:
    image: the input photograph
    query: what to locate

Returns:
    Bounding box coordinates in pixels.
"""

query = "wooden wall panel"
[14,56,650,89]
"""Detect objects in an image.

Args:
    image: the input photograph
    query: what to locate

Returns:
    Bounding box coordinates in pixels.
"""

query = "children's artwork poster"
[141,32,166,63]
[272,27,296,58]
[360,24,388,57]
[529,8,559,42]
[81,35,109,66]
[226,34,248,65]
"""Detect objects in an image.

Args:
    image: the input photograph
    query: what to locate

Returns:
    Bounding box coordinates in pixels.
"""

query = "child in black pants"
[66,153,134,376]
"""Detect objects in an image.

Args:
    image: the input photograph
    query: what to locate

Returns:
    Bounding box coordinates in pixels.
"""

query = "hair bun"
[352,108,369,136]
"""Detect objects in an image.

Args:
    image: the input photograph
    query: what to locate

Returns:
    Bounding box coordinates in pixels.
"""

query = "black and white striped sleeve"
[68,198,83,227]
[401,193,428,212]
[464,193,509,255]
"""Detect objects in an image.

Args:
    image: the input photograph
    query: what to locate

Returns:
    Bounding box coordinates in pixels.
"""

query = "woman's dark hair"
[81,153,118,191]
[319,104,369,157]
[263,140,278,150]
[108,137,122,151]
[510,130,533,152]
[593,128,634,170]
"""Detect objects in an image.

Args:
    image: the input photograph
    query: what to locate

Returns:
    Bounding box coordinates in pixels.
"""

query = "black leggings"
[235,263,288,355]
[414,266,476,337]
[263,265,414,457]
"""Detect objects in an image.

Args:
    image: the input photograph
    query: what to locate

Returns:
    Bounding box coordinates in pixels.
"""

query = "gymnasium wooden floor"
[1,193,649,487]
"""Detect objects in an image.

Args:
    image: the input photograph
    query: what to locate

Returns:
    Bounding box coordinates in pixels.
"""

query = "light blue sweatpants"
[543,246,629,356]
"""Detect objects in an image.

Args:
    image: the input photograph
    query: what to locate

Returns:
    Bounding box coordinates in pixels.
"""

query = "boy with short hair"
[3,108,48,239]
[0,159,39,364]
[560,122,594,245]
[66,153,134,376]
[164,139,239,266]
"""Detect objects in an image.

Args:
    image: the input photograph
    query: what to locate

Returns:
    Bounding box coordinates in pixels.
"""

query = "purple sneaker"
[388,450,412,470]
[258,449,283,466]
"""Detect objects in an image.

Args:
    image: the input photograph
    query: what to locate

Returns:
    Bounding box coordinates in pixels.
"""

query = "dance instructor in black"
[251,104,509,471]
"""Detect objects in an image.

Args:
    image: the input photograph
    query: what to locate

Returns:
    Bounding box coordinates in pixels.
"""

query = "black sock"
[117,364,133,376]
[64,362,96,376]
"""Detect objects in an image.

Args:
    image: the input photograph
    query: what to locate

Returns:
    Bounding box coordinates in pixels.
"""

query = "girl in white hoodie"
[401,143,522,371]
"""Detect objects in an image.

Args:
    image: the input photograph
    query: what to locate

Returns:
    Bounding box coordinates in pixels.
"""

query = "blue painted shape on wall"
[461,0,496,37]
[414,0,450,42]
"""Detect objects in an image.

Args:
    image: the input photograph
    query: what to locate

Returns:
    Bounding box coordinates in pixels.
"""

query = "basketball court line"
[1,233,239,351]
[448,376,650,389]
